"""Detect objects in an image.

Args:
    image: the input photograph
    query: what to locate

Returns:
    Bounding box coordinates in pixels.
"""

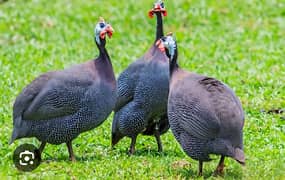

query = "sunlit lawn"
[0,0,284,179]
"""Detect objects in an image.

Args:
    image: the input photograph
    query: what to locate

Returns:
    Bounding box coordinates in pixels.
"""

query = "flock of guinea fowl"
[10,0,245,176]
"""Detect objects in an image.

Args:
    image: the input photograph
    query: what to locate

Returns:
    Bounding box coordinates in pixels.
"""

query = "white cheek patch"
[94,24,106,45]
[164,36,176,59]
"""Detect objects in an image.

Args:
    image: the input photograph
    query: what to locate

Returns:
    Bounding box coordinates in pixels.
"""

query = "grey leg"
[198,161,203,176]
[128,135,137,155]
[66,141,76,162]
[213,155,225,176]
[154,123,163,152]
[38,141,46,155]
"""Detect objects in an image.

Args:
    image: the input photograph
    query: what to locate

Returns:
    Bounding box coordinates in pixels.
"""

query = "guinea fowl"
[112,0,170,154]
[161,34,245,176]
[114,0,167,111]
[10,18,116,161]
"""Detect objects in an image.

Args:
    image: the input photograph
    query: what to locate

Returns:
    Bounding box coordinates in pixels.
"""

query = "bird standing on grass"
[113,0,167,112]
[10,17,116,161]
[161,34,245,176]
[112,0,170,154]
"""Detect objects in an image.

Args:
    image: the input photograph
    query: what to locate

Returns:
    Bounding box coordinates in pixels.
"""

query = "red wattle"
[148,10,154,18]
[107,32,113,38]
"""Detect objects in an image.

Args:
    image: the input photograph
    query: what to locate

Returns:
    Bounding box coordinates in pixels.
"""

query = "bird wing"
[198,76,245,128]
[22,76,93,121]
[114,44,159,111]
[170,96,220,140]
[114,60,145,111]
[13,72,53,122]
[14,70,94,121]
[169,75,221,140]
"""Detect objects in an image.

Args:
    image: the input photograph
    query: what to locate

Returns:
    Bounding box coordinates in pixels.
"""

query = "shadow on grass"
[41,152,104,163]
[41,155,102,163]
[39,148,179,163]
[224,168,243,179]
[112,147,184,158]
[134,148,181,157]
[173,167,226,179]
[173,166,243,180]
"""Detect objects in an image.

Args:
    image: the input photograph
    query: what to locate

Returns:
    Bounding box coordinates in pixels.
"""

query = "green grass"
[0,0,285,179]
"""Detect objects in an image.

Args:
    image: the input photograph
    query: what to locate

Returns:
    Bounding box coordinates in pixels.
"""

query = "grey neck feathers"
[95,38,111,64]
[95,39,115,84]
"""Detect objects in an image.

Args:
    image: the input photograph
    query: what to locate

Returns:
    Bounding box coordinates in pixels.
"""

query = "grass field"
[0,0,285,179]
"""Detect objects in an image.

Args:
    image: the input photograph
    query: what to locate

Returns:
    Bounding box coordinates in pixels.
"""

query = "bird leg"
[38,141,46,156]
[213,155,225,176]
[198,161,203,176]
[128,135,137,155]
[154,123,163,152]
[66,141,76,162]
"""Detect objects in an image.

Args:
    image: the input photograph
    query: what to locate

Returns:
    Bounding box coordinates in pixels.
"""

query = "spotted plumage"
[163,34,245,176]
[112,1,170,154]
[10,19,116,161]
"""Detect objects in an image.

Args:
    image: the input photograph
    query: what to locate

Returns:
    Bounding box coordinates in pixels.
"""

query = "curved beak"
[106,25,114,38]
[100,25,114,39]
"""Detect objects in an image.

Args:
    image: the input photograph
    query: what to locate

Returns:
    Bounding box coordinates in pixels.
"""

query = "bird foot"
[128,148,135,156]
[213,164,225,177]
[69,156,76,162]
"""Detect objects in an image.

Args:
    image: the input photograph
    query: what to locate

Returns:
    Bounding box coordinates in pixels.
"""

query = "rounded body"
[12,60,116,145]
[113,47,170,138]
[168,70,244,162]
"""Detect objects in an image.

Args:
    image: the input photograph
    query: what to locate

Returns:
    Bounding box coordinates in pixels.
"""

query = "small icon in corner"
[19,150,35,166]
[13,144,41,172]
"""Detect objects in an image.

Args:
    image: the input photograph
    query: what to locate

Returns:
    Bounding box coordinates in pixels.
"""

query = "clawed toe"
[213,170,224,177]
[69,156,76,162]
[128,149,135,155]
[213,164,225,177]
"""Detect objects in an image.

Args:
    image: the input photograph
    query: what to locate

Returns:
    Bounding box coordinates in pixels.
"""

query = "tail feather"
[234,148,245,165]
[9,129,18,145]
[10,116,22,145]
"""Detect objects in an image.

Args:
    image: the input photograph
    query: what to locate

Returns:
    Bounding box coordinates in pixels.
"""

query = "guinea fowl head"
[148,0,167,18]
[149,0,167,41]
[160,33,177,60]
[94,17,114,46]
[156,33,178,74]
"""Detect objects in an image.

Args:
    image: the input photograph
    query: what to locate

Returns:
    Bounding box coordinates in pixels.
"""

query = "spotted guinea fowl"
[112,0,170,154]
[114,0,167,111]
[10,18,116,161]
[161,34,245,176]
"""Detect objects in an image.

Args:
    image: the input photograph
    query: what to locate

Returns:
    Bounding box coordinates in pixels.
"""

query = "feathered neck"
[155,12,164,41]
[95,39,110,60]
[169,48,179,77]
[94,38,115,85]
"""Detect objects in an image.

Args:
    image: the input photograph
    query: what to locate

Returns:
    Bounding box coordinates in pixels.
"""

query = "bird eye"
[160,2,164,8]
[99,22,105,28]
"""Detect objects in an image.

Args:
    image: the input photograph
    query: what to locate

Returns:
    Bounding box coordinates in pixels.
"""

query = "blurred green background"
[0,0,284,179]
